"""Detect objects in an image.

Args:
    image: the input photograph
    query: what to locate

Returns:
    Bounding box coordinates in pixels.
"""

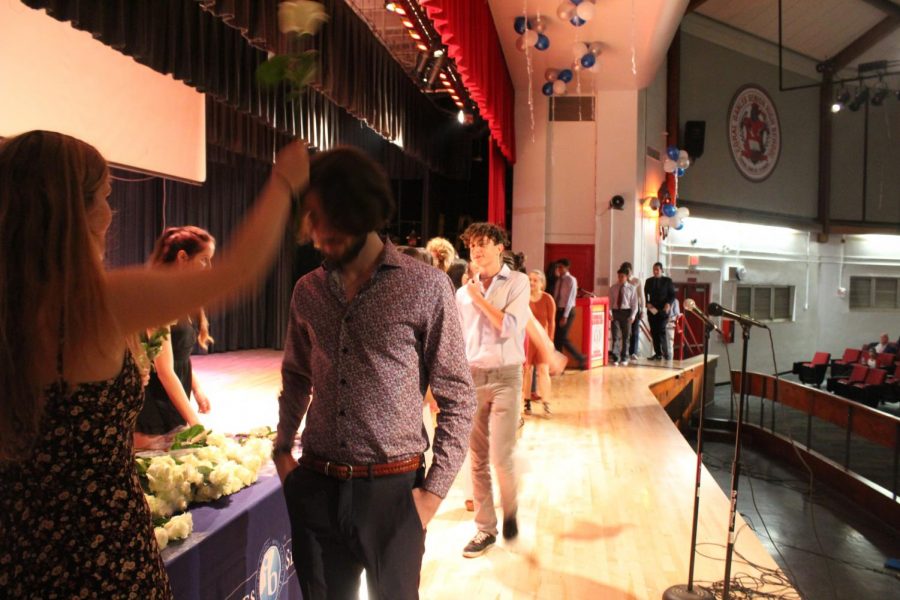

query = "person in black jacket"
[644,262,675,360]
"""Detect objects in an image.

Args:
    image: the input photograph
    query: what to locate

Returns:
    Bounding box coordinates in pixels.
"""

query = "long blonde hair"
[0,131,110,461]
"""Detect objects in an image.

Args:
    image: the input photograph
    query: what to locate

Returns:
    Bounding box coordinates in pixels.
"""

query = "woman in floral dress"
[0,130,308,597]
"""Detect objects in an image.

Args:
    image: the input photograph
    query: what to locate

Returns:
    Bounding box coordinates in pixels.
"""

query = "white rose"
[154,526,169,550]
[278,0,329,36]
[164,513,194,541]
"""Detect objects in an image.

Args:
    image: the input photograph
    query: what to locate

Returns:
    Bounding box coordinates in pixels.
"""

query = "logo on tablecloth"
[255,540,285,600]
[727,84,781,182]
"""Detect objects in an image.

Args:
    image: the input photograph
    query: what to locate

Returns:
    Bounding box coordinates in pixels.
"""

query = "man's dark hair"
[460,222,510,248]
[653,261,664,270]
[617,267,629,276]
[300,146,395,236]
[619,261,633,274]
[557,258,571,268]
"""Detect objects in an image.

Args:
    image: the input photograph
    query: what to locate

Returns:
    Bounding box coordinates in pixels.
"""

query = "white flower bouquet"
[137,425,275,546]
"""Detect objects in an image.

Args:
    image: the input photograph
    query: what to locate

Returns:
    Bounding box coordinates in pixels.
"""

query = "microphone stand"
[721,322,752,599]
[662,320,715,600]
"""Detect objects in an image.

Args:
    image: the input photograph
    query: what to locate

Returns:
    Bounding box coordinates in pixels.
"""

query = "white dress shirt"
[456,264,531,369]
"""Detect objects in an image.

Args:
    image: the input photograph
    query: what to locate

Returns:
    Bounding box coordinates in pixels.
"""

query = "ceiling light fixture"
[847,86,869,112]
[831,87,850,113]
[870,80,888,106]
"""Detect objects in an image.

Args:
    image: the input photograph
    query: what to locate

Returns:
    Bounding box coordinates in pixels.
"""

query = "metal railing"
[730,371,900,501]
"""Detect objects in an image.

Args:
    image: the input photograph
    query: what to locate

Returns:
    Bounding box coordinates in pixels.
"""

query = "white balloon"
[589,41,603,56]
[533,17,546,34]
[670,216,682,228]
[676,207,690,218]
[545,68,559,82]
[678,149,689,161]
[572,41,588,59]
[523,29,539,46]
[557,2,575,21]
[663,158,677,173]
[552,79,568,95]
[515,36,527,52]
[576,1,595,20]
[677,155,691,169]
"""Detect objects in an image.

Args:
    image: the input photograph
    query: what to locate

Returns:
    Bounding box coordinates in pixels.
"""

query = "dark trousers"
[554,309,585,366]
[629,309,642,356]
[648,309,669,358]
[610,309,632,361]
[282,464,426,600]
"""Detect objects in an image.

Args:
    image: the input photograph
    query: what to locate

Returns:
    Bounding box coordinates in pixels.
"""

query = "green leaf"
[257,55,292,87]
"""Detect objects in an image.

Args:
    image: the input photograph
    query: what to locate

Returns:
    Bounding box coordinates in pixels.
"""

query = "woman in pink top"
[524,269,556,415]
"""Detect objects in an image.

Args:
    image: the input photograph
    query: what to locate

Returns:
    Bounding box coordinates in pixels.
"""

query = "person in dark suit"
[644,262,675,360]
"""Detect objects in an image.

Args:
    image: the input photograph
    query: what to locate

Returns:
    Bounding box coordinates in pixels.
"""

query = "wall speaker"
[684,120,705,159]
[609,195,625,210]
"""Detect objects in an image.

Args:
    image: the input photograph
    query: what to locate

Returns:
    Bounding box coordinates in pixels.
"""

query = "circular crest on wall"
[727,84,781,182]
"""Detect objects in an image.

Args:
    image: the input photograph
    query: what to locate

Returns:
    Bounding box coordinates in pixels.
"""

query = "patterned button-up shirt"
[275,242,476,498]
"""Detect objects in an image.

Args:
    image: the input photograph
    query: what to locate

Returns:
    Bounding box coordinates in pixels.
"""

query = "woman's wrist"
[271,170,296,197]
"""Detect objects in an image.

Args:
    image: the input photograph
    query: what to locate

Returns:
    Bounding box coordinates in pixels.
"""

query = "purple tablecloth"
[163,469,302,600]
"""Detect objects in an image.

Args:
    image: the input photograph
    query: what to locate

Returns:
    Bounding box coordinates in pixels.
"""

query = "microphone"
[707,302,768,329]
[683,298,720,332]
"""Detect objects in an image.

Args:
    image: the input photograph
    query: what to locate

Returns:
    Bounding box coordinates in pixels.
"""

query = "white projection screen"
[0,1,206,183]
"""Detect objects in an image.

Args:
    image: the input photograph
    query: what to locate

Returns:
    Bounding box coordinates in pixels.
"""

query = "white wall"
[511,92,550,270]
[664,218,900,381]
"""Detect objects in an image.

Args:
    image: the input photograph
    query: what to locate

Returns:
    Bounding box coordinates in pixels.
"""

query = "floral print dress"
[0,352,172,598]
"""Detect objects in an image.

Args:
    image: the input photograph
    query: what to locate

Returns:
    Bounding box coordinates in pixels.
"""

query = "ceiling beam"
[859,0,900,19]
[822,15,900,72]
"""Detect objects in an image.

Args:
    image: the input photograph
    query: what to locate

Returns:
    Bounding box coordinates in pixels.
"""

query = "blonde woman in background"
[427,235,467,289]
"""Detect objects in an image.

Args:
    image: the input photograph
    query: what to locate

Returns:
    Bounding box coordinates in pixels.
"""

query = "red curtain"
[421,0,516,165]
[488,136,507,229]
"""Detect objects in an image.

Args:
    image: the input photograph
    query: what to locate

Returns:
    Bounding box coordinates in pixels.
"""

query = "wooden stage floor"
[192,350,795,599]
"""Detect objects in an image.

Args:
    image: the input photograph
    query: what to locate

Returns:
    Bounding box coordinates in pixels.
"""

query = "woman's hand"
[195,390,211,413]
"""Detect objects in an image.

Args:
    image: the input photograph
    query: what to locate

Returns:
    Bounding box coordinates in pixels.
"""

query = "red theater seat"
[828,364,868,396]
[847,368,888,408]
[793,352,831,387]
[830,348,861,378]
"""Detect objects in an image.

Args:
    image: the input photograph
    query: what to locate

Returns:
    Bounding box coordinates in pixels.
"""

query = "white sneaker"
[621,359,629,366]
[630,354,638,360]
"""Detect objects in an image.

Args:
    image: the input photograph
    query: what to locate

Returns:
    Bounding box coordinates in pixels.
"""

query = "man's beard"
[327,233,368,267]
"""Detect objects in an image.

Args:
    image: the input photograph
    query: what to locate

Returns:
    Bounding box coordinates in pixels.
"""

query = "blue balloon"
[662,204,677,218]
[535,34,550,51]
[558,69,573,83]
[580,53,596,68]
[675,222,685,230]
[676,167,685,177]
[570,16,586,27]
[542,82,554,96]
[513,16,528,34]
[666,145,680,160]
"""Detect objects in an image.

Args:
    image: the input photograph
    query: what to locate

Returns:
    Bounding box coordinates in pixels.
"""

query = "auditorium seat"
[827,364,868,395]
[846,367,888,408]
[886,364,900,404]
[829,348,861,378]
[792,352,830,387]
[875,352,897,371]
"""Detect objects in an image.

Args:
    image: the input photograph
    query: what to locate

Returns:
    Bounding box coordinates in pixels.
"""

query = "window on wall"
[849,276,900,310]
[734,285,794,321]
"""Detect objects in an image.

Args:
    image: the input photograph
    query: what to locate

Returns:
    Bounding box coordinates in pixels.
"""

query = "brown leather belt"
[299,454,422,480]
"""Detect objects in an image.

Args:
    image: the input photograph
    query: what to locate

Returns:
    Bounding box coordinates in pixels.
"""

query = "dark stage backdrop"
[106,146,294,352]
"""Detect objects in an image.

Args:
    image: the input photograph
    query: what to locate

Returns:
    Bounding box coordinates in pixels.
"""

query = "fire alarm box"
[719,319,734,344]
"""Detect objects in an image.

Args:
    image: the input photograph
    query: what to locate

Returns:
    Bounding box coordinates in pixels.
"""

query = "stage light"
[414,52,429,76]
[847,87,869,112]
[832,87,850,113]
[416,43,428,52]
[433,48,445,58]
[401,19,414,28]
[457,110,464,124]
[870,81,888,106]
[385,1,399,12]
[426,54,447,87]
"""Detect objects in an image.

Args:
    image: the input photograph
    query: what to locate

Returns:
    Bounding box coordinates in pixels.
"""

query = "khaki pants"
[469,364,522,535]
